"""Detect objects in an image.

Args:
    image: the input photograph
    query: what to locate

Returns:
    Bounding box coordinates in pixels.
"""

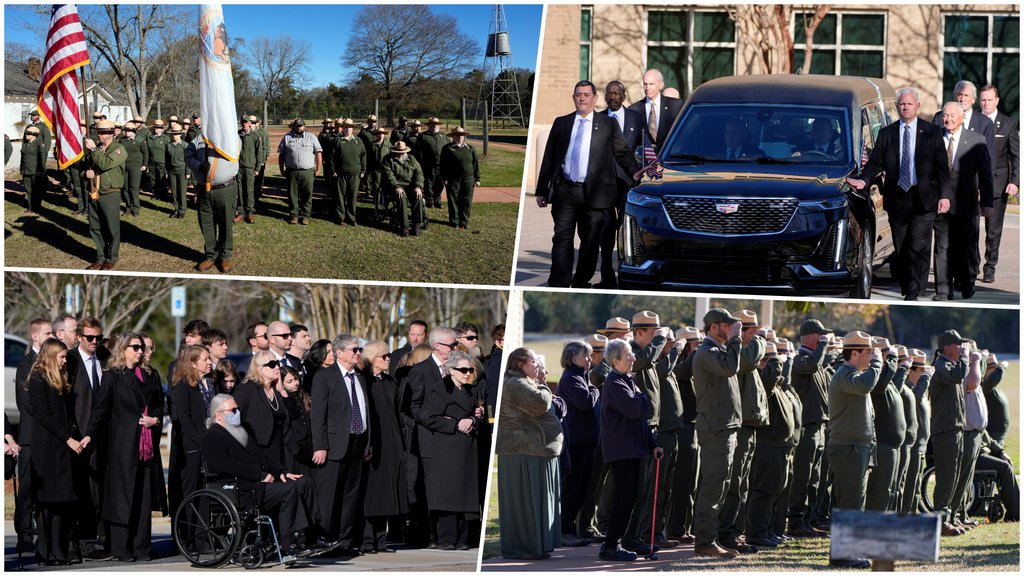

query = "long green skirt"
[498,453,561,558]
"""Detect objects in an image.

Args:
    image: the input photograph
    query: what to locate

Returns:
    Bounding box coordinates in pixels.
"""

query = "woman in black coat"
[82,332,165,562]
[168,345,214,517]
[28,338,82,565]
[360,341,408,553]
[279,366,314,475]
[302,339,335,394]
[421,350,482,550]
[140,333,169,517]
[234,351,289,473]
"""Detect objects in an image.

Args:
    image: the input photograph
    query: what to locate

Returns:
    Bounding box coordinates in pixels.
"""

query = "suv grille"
[662,196,799,235]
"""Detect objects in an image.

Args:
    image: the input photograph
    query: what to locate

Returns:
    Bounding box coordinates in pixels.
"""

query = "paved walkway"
[515,196,1019,304]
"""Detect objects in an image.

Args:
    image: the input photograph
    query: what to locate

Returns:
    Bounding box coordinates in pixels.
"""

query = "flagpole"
[80,66,89,124]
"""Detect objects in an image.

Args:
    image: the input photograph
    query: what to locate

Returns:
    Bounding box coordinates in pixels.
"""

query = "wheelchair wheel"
[919,466,976,514]
[174,488,242,567]
[237,543,264,569]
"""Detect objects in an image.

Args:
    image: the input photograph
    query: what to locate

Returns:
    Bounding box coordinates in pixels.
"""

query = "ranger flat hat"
[168,115,179,122]
[24,126,40,135]
[909,348,928,367]
[114,121,124,128]
[827,336,844,351]
[764,328,776,340]
[894,345,908,360]
[290,118,305,127]
[631,311,660,329]
[124,122,137,131]
[133,116,145,123]
[586,333,608,352]
[799,318,833,336]
[336,118,357,128]
[391,141,411,154]
[773,337,792,354]
[843,331,873,349]
[737,310,758,327]
[366,114,377,122]
[704,307,740,326]
[183,118,192,125]
[152,119,166,127]
[764,341,778,357]
[937,329,968,348]
[166,123,184,135]
[95,119,116,132]
[323,118,333,125]
[676,326,702,342]
[373,127,389,135]
[598,317,630,335]
[448,126,470,137]
[29,109,40,116]
[92,111,103,119]
[426,116,443,125]
[410,119,422,127]
[871,336,891,350]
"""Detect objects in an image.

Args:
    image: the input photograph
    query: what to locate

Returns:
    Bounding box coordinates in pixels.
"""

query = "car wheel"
[850,226,874,299]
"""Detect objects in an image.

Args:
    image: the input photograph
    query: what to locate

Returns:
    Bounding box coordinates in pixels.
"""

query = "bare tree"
[245,36,312,119]
[4,42,36,65]
[731,5,831,75]
[343,5,478,124]
[799,6,833,75]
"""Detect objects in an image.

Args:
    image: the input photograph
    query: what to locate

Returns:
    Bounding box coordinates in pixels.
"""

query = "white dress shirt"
[338,363,368,433]
[607,107,626,133]
[944,127,962,168]
[900,118,919,187]
[644,96,661,134]
[562,111,594,182]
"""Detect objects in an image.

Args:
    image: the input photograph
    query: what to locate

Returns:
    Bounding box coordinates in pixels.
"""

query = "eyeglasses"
[460,335,479,341]
[255,333,268,340]
[128,344,145,352]
[436,341,458,350]
[262,360,280,369]
[82,334,103,342]
[381,353,391,360]
[345,347,363,354]
[271,333,293,339]
[451,367,476,375]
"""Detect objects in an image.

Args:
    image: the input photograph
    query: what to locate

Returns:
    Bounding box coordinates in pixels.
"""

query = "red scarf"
[136,366,153,461]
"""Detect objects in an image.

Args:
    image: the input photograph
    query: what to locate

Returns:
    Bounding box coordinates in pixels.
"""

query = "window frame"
[580,6,593,82]
[644,7,738,98]
[790,10,889,77]
[940,12,1020,89]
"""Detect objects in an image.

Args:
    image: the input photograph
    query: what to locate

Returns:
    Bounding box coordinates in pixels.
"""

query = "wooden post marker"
[830,509,941,571]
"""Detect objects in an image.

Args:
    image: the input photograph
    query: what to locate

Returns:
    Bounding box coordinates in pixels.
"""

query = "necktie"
[946,134,955,171]
[568,117,586,182]
[648,102,658,141]
[90,355,100,392]
[899,124,913,192]
[348,373,364,434]
[441,363,450,378]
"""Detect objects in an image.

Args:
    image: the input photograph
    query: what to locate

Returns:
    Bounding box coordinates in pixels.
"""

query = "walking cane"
[12,460,23,570]
[646,451,662,560]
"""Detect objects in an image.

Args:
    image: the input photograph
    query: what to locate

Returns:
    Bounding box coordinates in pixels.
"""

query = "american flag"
[641,127,661,180]
[36,4,90,170]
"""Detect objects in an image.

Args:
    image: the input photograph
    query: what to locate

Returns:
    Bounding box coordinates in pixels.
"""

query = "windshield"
[665,104,852,166]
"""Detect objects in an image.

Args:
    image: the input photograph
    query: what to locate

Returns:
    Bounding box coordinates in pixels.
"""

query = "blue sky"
[5,4,543,86]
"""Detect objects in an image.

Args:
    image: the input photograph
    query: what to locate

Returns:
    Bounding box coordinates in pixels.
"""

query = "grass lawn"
[4,183,518,285]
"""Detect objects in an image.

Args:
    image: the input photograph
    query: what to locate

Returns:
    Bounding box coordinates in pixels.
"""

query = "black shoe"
[456,544,470,550]
[411,226,421,236]
[85,549,113,561]
[981,274,995,284]
[622,541,658,555]
[720,540,758,554]
[311,537,342,553]
[932,294,949,301]
[421,219,428,230]
[904,293,918,301]
[16,541,36,554]
[582,528,605,540]
[962,284,977,299]
[744,536,778,548]
[598,546,637,562]
[438,544,456,551]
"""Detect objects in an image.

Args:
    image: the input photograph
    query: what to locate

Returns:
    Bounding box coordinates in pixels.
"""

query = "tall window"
[943,13,1019,121]
[646,9,736,97]
[580,6,593,81]
[792,12,886,77]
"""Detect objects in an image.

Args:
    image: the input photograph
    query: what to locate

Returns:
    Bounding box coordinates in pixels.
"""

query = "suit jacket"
[629,95,684,151]
[535,110,640,209]
[858,119,951,216]
[988,111,1020,198]
[170,379,212,452]
[599,106,645,185]
[14,350,37,445]
[66,346,110,435]
[389,342,414,376]
[932,108,995,162]
[309,363,370,461]
[946,127,994,215]
[404,357,445,457]
[201,423,281,498]
[236,353,255,380]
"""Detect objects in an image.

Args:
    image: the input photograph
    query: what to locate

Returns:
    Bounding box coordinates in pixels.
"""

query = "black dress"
[234,381,288,473]
[282,393,314,475]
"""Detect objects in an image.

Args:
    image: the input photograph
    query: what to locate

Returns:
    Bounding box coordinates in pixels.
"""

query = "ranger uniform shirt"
[90,141,127,191]
[278,131,322,170]
[912,373,932,450]
[256,126,270,166]
[119,135,148,168]
[415,130,449,169]
[982,366,1010,445]
[900,382,918,447]
[20,138,45,176]
[871,354,908,447]
[671,353,698,423]
[382,154,424,190]
[440,142,480,182]
[332,136,367,176]
[238,129,261,169]
[656,349,684,432]
[757,357,796,446]
[165,140,187,172]
[148,133,169,165]
[369,140,391,171]
[792,341,831,425]
[738,336,769,427]
[827,358,882,446]
[930,354,967,435]
[631,335,667,428]
[692,336,742,432]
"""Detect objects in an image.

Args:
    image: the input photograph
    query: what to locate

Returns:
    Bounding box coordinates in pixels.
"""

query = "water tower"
[479,5,525,128]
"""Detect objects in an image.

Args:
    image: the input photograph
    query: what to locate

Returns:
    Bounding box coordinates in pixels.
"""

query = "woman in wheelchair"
[201,393,325,559]
[81,332,167,562]
[235,351,289,473]
[169,345,215,516]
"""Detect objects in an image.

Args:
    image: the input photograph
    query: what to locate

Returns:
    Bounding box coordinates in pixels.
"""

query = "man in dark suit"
[978,84,1020,283]
[13,318,53,552]
[628,68,684,152]
[596,80,645,289]
[846,87,951,301]
[310,333,370,554]
[931,80,995,159]
[933,102,994,300]
[236,321,268,379]
[720,118,766,159]
[389,320,428,375]
[793,118,844,158]
[266,320,300,372]
[535,80,644,288]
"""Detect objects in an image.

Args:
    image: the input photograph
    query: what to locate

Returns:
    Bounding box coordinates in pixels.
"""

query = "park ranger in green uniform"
[87,111,104,142]
[187,136,238,273]
[133,116,150,141]
[332,118,367,227]
[416,117,449,208]
[165,123,189,218]
[147,119,169,197]
[390,116,410,145]
[278,118,322,225]
[439,126,480,229]
[234,115,262,224]
[864,338,908,512]
[254,117,269,201]
[368,127,391,218]
[382,140,425,237]
[930,329,969,536]
[20,126,47,214]
[691,307,743,559]
[358,114,379,193]
[185,114,201,142]
[68,121,88,215]
[83,119,126,270]
[28,109,53,154]
[119,121,148,216]
[319,118,335,189]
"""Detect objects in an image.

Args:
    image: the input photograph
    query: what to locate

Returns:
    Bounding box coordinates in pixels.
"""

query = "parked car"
[4,333,29,433]
[619,74,897,297]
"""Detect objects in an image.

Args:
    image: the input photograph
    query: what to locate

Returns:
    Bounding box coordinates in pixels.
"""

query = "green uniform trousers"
[286,168,314,218]
[70,167,85,210]
[88,190,121,263]
[23,173,47,212]
[424,166,443,206]
[693,429,737,547]
[446,177,475,227]
[719,426,755,542]
[395,187,425,231]
[773,439,799,535]
[368,169,383,213]
[865,443,899,511]
[826,443,870,511]
[953,429,983,520]
[236,167,256,217]
[892,444,913,511]
[254,164,266,201]
[788,421,825,526]
[335,172,360,225]
[811,431,833,521]
[930,430,963,521]
[148,163,167,194]
[199,181,237,261]
[746,444,790,538]
[899,448,926,515]
[168,170,187,212]
[666,421,699,537]
[122,166,142,214]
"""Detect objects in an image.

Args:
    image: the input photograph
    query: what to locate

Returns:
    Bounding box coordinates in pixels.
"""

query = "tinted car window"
[5,338,27,368]
[667,104,851,165]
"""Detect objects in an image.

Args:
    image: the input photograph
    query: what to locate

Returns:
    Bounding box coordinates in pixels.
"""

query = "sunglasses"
[255,333,268,340]
[346,347,363,354]
[451,367,475,375]
[460,335,479,341]
[262,360,280,369]
[82,334,104,342]
[271,333,293,339]
[128,344,146,352]
[381,353,391,360]
[437,341,459,350]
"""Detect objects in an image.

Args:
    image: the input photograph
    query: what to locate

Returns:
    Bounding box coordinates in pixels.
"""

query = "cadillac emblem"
[716,203,739,214]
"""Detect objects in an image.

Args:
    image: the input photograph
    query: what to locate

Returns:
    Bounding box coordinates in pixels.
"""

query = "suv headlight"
[627,188,663,208]
[801,196,848,211]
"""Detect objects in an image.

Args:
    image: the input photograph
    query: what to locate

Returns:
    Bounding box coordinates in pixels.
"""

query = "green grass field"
[4,186,518,284]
